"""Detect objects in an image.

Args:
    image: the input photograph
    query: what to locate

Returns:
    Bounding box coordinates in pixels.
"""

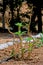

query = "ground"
[0,33,43,65]
[0,33,13,44]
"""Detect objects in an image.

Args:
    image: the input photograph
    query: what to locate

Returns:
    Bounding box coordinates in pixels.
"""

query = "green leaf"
[28,43,33,51]
[15,31,21,35]
[15,23,23,27]
[28,47,32,51]
[29,43,33,47]
[21,48,25,53]
[25,37,32,42]
[15,31,26,36]
[36,43,42,48]
[21,31,27,35]
[10,49,15,57]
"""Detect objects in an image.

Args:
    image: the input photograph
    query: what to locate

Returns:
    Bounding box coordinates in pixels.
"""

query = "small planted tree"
[15,22,26,47]
[36,34,43,48]
[25,37,34,59]
[15,22,26,58]
[28,42,34,59]
[20,47,25,59]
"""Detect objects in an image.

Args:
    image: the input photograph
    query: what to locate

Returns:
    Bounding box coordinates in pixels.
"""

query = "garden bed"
[0,44,43,65]
[0,33,43,65]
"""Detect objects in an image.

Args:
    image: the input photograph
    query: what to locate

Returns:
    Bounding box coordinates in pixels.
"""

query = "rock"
[0,44,8,50]
[7,42,14,46]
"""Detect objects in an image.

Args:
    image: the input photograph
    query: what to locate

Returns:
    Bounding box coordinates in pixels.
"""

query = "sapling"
[15,23,23,31]
[15,23,23,42]
[25,37,34,59]
[15,34,26,59]
[20,47,25,59]
[15,22,26,48]
[32,37,43,48]
[35,34,43,48]
[28,42,34,59]
[15,22,26,59]
[34,39,41,48]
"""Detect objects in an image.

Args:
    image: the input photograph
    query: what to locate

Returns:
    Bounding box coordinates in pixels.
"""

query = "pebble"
[32,33,43,38]
[0,44,8,49]
[7,42,14,46]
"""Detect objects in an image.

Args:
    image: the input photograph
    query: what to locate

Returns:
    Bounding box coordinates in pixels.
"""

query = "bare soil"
[0,33,43,65]
[0,33,13,44]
